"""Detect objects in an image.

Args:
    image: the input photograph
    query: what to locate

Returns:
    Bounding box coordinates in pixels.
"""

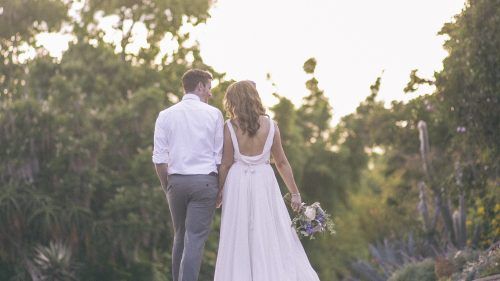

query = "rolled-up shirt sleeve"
[152,112,169,164]
[214,110,224,164]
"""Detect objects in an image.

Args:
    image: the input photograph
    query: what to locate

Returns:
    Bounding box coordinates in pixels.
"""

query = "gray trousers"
[165,174,218,281]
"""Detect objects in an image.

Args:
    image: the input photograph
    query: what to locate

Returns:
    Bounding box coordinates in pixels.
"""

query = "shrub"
[388,258,437,281]
[435,256,455,279]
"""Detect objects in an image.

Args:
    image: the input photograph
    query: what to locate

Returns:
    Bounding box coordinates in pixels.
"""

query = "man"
[152,69,224,281]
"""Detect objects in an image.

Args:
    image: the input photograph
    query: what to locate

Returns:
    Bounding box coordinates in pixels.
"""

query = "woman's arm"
[270,122,302,212]
[216,123,235,208]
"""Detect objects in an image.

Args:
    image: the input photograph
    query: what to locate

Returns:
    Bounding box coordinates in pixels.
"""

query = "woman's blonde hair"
[224,80,266,137]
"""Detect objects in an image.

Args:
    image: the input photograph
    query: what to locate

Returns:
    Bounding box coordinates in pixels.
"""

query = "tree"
[77,0,212,63]
[0,0,222,279]
[0,0,68,100]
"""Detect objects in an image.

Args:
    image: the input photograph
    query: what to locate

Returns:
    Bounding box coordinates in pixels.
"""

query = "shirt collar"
[183,93,201,101]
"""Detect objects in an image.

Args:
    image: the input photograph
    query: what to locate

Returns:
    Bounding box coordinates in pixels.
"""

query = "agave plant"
[351,121,475,280]
[33,241,77,281]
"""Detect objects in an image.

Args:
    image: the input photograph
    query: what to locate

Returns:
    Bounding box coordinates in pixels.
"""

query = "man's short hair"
[182,69,213,93]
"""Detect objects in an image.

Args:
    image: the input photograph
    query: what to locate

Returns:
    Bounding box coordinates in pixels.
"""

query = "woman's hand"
[216,189,223,208]
[290,193,302,212]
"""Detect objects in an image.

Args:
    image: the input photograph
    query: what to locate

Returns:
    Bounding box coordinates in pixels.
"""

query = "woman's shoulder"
[225,119,239,131]
[260,115,277,126]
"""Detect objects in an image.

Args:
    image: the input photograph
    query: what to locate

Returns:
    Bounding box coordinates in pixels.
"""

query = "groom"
[152,69,224,281]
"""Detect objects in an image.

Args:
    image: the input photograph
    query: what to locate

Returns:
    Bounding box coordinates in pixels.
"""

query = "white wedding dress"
[214,117,320,281]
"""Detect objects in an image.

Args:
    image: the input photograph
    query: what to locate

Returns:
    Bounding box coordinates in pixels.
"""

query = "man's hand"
[154,163,169,192]
[216,189,223,208]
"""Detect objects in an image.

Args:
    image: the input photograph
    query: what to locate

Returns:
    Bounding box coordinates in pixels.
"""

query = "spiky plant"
[33,241,77,281]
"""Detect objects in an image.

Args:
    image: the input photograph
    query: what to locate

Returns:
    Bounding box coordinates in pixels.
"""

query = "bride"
[214,80,320,281]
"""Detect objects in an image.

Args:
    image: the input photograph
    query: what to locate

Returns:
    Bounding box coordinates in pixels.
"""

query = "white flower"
[310,202,321,209]
[304,206,317,221]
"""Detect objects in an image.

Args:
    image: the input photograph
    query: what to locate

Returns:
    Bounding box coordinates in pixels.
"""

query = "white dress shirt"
[152,94,224,175]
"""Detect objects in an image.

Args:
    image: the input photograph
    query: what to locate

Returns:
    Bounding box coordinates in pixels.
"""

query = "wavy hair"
[224,80,266,137]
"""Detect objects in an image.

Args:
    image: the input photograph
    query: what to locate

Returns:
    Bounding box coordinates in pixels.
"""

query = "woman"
[214,80,320,281]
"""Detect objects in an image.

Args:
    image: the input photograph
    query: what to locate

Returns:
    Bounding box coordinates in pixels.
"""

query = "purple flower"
[305,225,314,235]
[316,214,325,223]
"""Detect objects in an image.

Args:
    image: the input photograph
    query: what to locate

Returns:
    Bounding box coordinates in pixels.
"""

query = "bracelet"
[291,193,300,197]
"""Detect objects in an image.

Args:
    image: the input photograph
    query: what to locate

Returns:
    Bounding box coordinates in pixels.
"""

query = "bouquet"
[284,193,336,240]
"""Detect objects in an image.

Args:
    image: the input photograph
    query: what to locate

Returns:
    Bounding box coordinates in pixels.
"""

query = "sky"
[188,0,466,123]
[36,0,467,124]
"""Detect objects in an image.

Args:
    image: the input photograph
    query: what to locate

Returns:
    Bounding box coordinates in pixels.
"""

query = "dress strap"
[226,120,241,156]
[263,117,275,153]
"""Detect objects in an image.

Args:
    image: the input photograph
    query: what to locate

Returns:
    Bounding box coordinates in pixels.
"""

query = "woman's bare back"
[231,115,271,157]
